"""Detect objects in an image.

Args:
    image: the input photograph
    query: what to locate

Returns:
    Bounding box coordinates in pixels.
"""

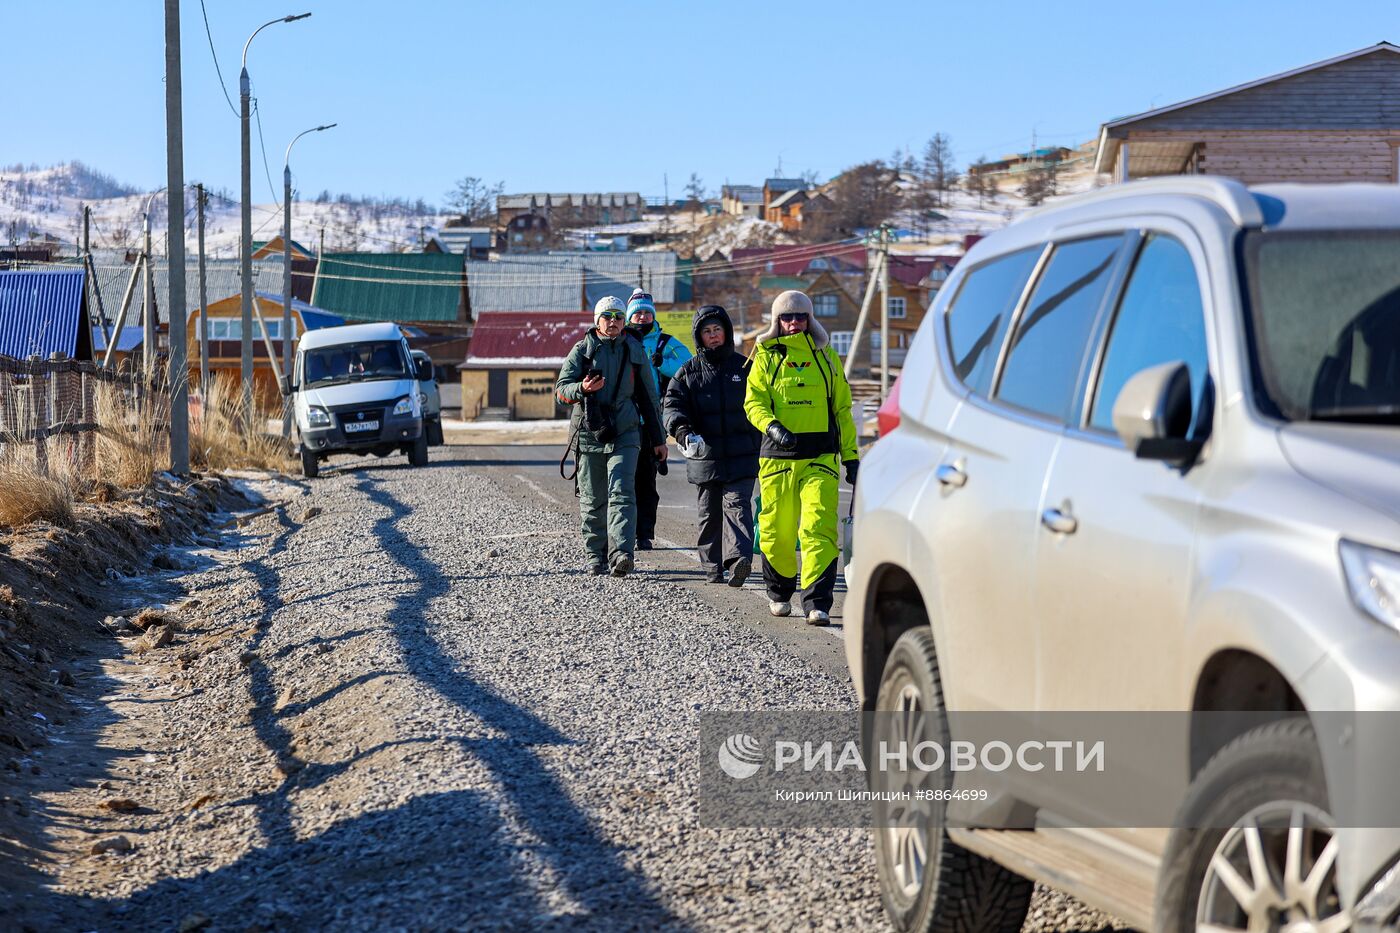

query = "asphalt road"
[440,443,855,682]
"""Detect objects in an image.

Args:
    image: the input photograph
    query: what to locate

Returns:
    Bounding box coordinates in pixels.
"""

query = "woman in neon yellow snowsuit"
[744,290,859,625]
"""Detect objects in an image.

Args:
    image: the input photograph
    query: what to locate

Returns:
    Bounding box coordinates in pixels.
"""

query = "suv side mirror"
[1111,361,1204,467]
[415,358,433,382]
[279,373,294,396]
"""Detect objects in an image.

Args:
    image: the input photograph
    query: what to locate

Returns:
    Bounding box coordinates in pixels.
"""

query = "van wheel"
[872,628,1033,933]
[408,433,429,467]
[1154,718,1347,933]
[427,417,444,446]
[300,448,319,479]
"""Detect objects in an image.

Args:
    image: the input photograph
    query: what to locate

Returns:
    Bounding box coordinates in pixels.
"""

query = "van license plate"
[344,420,379,433]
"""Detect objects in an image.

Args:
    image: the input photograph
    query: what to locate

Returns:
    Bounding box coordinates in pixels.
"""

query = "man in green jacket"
[557,296,668,576]
[744,290,859,624]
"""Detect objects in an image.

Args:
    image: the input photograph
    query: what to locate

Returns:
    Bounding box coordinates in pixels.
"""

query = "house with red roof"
[458,311,591,419]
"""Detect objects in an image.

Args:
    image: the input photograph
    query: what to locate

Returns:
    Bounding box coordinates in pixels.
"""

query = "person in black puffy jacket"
[663,305,761,585]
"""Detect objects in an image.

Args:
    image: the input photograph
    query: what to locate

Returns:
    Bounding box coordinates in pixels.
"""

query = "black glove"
[674,427,690,446]
[844,460,859,486]
[766,421,797,451]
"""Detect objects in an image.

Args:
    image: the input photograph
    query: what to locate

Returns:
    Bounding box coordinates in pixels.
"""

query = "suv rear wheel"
[872,627,1033,933]
[300,447,319,479]
[1155,718,1348,933]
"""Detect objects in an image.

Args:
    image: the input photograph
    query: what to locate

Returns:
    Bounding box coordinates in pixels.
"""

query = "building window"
[888,296,907,319]
[513,233,524,243]
[813,293,839,317]
[870,331,909,350]
[830,331,853,357]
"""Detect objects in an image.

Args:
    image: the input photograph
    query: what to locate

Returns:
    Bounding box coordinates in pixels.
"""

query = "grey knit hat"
[772,290,814,317]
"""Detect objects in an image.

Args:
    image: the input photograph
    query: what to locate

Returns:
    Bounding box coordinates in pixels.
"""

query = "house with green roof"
[310,252,467,325]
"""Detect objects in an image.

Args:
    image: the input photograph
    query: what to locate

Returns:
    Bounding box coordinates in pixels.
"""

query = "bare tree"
[685,172,706,203]
[801,161,901,242]
[1018,165,1053,207]
[445,176,504,224]
[922,133,959,209]
[964,159,992,209]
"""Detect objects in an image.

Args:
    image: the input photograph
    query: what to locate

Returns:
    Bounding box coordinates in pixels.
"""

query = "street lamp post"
[240,12,310,419]
[282,123,336,437]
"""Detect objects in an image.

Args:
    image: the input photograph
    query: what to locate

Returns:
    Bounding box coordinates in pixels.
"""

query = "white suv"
[846,178,1400,932]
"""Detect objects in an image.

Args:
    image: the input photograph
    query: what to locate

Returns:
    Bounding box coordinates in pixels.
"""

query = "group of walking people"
[555,287,859,624]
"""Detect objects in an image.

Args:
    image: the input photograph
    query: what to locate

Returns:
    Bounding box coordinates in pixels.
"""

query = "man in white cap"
[556,296,668,576]
[744,290,859,624]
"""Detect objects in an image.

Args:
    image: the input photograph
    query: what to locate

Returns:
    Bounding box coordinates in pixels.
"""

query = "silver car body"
[410,349,442,420]
[845,178,1400,927]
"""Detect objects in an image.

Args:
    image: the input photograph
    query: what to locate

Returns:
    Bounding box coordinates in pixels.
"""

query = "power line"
[252,97,280,208]
[197,0,239,119]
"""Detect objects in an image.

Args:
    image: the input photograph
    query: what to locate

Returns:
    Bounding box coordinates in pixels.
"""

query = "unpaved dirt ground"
[1,452,1132,932]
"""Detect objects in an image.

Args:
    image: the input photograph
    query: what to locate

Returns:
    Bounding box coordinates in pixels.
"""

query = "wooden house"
[1096,42,1400,183]
[186,291,342,403]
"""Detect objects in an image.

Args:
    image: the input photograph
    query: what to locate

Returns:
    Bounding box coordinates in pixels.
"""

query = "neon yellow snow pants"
[756,453,841,608]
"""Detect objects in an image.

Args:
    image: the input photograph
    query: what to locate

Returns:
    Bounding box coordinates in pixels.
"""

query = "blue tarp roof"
[91,325,143,352]
[0,269,92,361]
[251,291,343,330]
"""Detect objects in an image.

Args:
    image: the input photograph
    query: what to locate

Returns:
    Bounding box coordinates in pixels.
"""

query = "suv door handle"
[1041,506,1078,535]
[935,462,967,489]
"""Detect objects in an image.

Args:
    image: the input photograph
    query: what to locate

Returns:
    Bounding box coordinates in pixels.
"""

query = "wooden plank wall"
[1128,130,1398,184]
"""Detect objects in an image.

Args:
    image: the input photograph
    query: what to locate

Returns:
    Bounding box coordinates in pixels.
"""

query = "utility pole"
[282,122,335,439]
[844,231,889,382]
[240,13,311,421]
[239,62,254,418]
[878,225,892,399]
[197,184,209,396]
[165,0,189,473]
[143,206,155,378]
[82,206,111,348]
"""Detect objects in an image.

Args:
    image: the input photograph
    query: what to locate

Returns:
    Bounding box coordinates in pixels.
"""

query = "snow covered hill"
[0,162,447,258]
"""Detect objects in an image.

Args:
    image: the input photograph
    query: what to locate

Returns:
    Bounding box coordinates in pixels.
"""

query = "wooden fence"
[0,354,169,478]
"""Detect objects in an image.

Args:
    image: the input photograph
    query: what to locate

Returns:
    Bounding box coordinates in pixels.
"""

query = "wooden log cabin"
[1095,42,1400,184]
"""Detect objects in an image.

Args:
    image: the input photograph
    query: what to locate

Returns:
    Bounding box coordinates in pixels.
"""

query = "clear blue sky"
[5,1,1398,206]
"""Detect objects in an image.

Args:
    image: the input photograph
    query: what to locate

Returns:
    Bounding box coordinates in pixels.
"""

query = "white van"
[283,322,431,478]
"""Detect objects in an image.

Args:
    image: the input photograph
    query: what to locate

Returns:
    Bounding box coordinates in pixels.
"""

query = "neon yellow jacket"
[745,332,858,462]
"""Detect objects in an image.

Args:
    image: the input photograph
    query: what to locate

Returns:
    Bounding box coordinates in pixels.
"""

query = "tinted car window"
[1244,230,1400,422]
[996,235,1122,421]
[944,247,1041,396]
[1090,234,1209,434]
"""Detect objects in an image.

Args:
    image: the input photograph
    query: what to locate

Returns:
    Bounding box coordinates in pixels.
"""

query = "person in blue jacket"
[625,287,692,549]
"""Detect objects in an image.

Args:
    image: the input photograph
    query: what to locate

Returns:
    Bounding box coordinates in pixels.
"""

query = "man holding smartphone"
[556,296,668,576]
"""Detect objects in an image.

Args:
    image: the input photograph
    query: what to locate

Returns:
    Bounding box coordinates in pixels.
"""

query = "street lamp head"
[317,123,338,132]
[284,12,312,22]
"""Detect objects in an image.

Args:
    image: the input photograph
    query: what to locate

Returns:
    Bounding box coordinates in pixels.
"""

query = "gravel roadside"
[14,451,1133,932]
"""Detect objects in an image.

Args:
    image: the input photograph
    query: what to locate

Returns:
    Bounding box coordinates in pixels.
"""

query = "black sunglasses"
[779,312,809,323]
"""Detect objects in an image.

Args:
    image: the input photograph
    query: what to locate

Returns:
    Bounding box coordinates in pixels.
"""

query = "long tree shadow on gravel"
[356,472,685,930]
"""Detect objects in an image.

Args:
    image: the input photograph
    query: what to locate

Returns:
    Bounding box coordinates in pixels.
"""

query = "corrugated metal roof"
[465,258,583,314]
[461,311,591,368]
[0,269,89,360]
[523,251,677,303]
[89,257,285,326]
[312,253,465,324]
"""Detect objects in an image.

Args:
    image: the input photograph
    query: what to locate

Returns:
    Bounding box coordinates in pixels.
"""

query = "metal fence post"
[80,364,95,477]
[29,355,47,477]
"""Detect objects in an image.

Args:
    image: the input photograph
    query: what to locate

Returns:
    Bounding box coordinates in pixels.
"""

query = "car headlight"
[306,406,332,427]
[393,396,414,417]
[1340,539,1400,630]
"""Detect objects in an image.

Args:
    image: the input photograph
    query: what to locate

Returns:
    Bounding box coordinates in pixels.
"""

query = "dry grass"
[0,462,73,529]
[94,380,166,489]
[191,372,293,472]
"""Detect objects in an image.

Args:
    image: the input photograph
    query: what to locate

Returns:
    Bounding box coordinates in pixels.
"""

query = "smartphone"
[585,368,603,380]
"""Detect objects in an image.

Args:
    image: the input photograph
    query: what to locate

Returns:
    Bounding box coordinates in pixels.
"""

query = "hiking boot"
[588,562,609,576]
[768,600,792,617]
[610,554,634,577]
[705,572,726,584]
[637,539,653,551]
[728,558,752,588]
[806,609,830,626]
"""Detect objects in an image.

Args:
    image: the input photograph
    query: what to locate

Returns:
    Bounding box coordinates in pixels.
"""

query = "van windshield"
[303,340,409,388]
[1243,230,1400,423]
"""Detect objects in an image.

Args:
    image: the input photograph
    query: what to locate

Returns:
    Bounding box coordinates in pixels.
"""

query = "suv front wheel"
[1155,718,1348,933]
[872,627,1033,933]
